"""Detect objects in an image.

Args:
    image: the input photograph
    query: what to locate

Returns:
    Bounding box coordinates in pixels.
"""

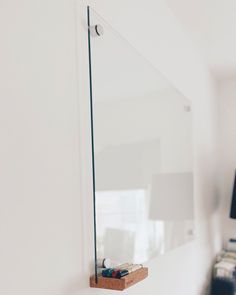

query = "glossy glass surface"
[87,7,194,271]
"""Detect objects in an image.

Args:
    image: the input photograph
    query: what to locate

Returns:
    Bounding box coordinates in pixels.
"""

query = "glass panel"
[87,6,194,278]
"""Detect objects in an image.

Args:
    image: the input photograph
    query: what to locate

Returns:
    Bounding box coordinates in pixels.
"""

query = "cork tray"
[90,267,148,291]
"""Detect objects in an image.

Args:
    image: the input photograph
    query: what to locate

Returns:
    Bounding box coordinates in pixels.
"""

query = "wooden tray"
[90,267,148,291]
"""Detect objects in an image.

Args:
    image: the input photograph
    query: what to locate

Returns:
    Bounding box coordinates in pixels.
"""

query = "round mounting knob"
[89,24,104,37]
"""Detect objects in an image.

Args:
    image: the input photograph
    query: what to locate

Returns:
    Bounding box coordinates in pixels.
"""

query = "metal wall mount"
[89,24,104,37]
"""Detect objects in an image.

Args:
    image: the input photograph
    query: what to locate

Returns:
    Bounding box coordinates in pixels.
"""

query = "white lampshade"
[149,172,194,221]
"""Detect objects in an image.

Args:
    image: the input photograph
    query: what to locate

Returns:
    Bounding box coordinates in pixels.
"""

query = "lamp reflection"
[149,172,194,252]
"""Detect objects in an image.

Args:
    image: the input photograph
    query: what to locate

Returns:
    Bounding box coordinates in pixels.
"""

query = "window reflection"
[97,189,166,263]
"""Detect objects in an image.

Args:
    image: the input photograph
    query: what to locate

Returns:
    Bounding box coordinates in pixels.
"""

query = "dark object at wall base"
[210,277,235,295]
[230,172,236,219]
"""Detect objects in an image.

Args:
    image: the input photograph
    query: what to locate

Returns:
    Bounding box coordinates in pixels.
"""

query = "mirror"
[87,6,194,279]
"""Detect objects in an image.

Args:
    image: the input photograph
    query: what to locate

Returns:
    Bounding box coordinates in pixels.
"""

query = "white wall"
[0,0,222,294]
[218,78,236,242]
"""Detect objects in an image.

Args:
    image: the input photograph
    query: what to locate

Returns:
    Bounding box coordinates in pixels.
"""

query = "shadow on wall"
[199,262,217,295]
[195,150,222,295]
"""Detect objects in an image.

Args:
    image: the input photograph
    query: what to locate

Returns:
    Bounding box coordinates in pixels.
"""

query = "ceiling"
[166,0,236,80]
